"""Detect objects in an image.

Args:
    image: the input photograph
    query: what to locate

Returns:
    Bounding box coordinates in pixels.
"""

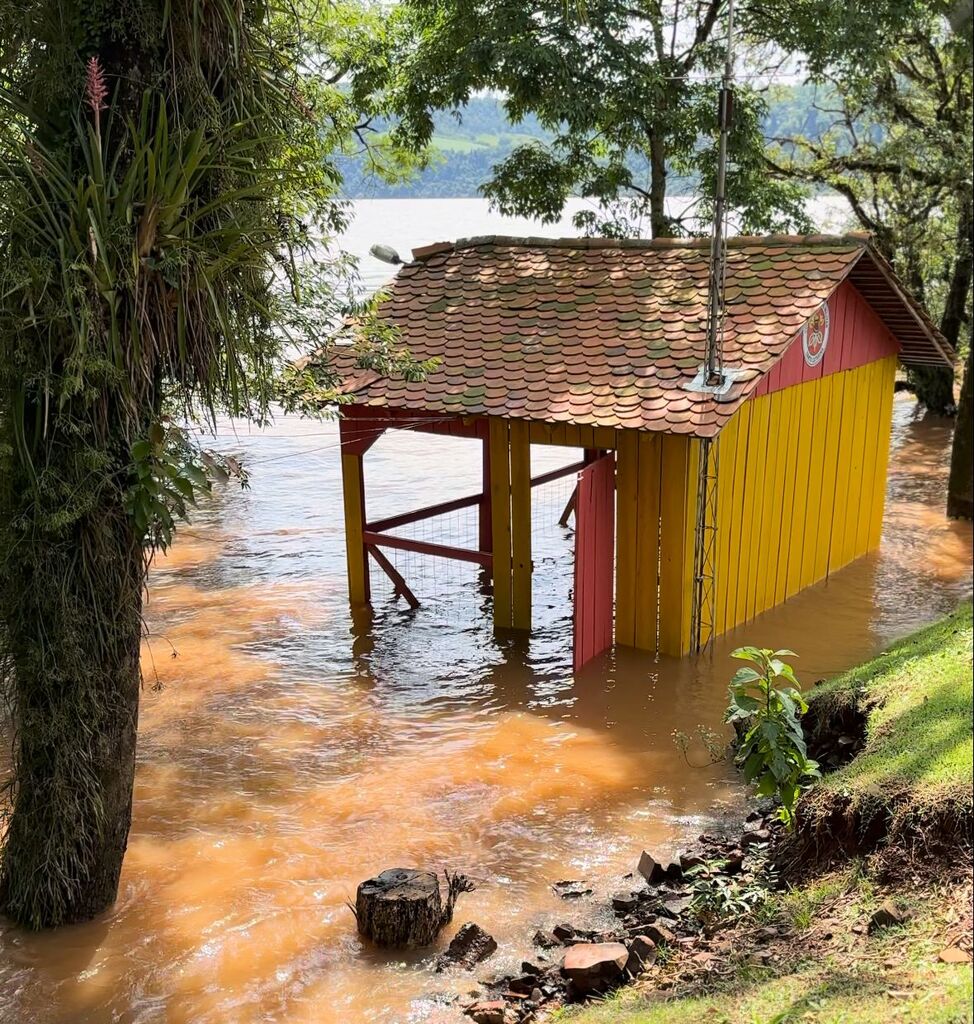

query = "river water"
[0,199,971,1024]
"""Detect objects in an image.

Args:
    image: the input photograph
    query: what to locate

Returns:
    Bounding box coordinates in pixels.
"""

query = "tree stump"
[355,867,475,948]
[355,868,444,948]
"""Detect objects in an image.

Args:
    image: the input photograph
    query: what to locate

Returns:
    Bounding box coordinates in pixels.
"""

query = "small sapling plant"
[726,647,820,829]
[688,869,774,929]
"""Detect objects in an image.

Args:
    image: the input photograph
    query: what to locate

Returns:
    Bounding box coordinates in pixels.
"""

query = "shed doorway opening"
[342,409,615,671]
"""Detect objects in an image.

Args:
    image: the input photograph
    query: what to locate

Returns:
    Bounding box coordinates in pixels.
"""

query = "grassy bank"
[806,602,973,835]
[559,603,974,1024]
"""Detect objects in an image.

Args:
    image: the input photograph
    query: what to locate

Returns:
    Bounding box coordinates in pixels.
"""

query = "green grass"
[560,963,972,1024]
[560,868,973,1024]
[777,872,850,931]
[810,602,973,821]
[560,604,974,1024]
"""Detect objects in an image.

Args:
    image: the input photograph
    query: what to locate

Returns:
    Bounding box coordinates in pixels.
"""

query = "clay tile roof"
[322,234,952,438]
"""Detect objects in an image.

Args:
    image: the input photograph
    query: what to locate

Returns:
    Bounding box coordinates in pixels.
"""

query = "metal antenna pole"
[691,0,735,656]
[704,0,734,388]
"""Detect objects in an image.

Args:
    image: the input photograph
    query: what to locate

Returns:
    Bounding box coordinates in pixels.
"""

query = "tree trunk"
[941,191,973,353]
[907,365,957,416]
[948,343,973,519]
[355,869,446,948]
[0,471,144,929]
[648,131,670,239]
[918,188,973,420]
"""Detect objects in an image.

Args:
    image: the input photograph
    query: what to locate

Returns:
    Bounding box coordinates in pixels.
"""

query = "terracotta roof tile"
[319,234,952,438]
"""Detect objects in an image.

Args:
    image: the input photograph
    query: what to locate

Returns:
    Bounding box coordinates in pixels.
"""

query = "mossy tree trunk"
[0,3,155,929]
[0,419,148,927]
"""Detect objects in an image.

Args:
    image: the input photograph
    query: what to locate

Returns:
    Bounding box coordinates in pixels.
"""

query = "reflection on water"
[1,395,970,1024]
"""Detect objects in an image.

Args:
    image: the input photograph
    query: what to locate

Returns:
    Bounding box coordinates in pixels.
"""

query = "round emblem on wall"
[802,302,830,366]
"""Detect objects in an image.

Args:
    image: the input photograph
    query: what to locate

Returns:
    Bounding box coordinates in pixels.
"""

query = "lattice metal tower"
[690,0,736,655]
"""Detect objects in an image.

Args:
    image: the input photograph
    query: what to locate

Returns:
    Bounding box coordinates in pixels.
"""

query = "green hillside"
[340,86,837,200]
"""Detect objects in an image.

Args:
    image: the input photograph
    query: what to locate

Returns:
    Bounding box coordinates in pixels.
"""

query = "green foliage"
[742,0,956,76]
[726,647,820,829]
[128,422,247,551]
[672,723,727,768]
[339,89,843,201]
[777,873,848,931]
[279,290,440,416]
[687,863,777,929]
[765,5,972,415]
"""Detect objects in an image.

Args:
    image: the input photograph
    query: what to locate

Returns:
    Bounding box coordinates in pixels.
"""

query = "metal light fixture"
[369,243,402,265]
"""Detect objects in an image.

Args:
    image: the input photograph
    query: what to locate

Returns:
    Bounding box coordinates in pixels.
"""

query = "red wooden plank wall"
[573,454,616,672]
[753,280,901,398]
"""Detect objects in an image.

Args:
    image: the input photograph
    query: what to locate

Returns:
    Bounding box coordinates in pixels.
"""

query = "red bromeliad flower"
[85,55,108,117]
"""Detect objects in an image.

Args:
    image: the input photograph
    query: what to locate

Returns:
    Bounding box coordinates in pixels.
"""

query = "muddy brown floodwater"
[1,394,971,1024]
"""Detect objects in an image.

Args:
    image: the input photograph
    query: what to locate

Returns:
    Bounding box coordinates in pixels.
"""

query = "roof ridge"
[411,232,872,261]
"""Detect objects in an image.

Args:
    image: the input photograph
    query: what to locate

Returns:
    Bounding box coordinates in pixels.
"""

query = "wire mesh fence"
[367,447,581,632]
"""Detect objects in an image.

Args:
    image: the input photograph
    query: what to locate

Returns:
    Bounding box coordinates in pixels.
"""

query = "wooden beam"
[530,459,588,488]
[338,416,385,456]
[658,434,696,656]
[362,531,492,568]
[558,486,577,526]
[614,431,639,647]
[367,545,420,609]
[634,432,663,651]
[479,432,493,556]
[363,455,583,545]
[367,491,483,534]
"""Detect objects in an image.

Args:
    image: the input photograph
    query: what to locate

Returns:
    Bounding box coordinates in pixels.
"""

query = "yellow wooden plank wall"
[615,431,663,650]
[528,421,618,448]
[614,431,639,647]
[742,396,770,620]
[721,401,754,631]
[658,435,698,656]
[712,408,741,637]
[709,354,897,641]
[635,433,664,650]
[484,352,895,654]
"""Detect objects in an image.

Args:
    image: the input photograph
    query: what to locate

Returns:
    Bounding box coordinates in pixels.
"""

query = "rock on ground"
[465,999,508,1024]
[638,850,682,883]
[561,942,629,994]
[626,935,658,975]
[435,922,497,971]
[868,902,909,933]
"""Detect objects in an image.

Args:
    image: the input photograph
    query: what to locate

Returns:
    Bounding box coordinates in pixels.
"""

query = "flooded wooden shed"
[324,234,952,666]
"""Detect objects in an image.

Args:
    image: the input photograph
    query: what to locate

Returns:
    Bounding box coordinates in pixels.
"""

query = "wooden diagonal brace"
[366,544,420,609]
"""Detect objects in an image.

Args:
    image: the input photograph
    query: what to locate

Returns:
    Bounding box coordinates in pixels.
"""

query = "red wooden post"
[573,454,615,671]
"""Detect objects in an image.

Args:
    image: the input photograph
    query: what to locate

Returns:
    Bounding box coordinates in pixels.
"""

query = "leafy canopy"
[379,0,810,238]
